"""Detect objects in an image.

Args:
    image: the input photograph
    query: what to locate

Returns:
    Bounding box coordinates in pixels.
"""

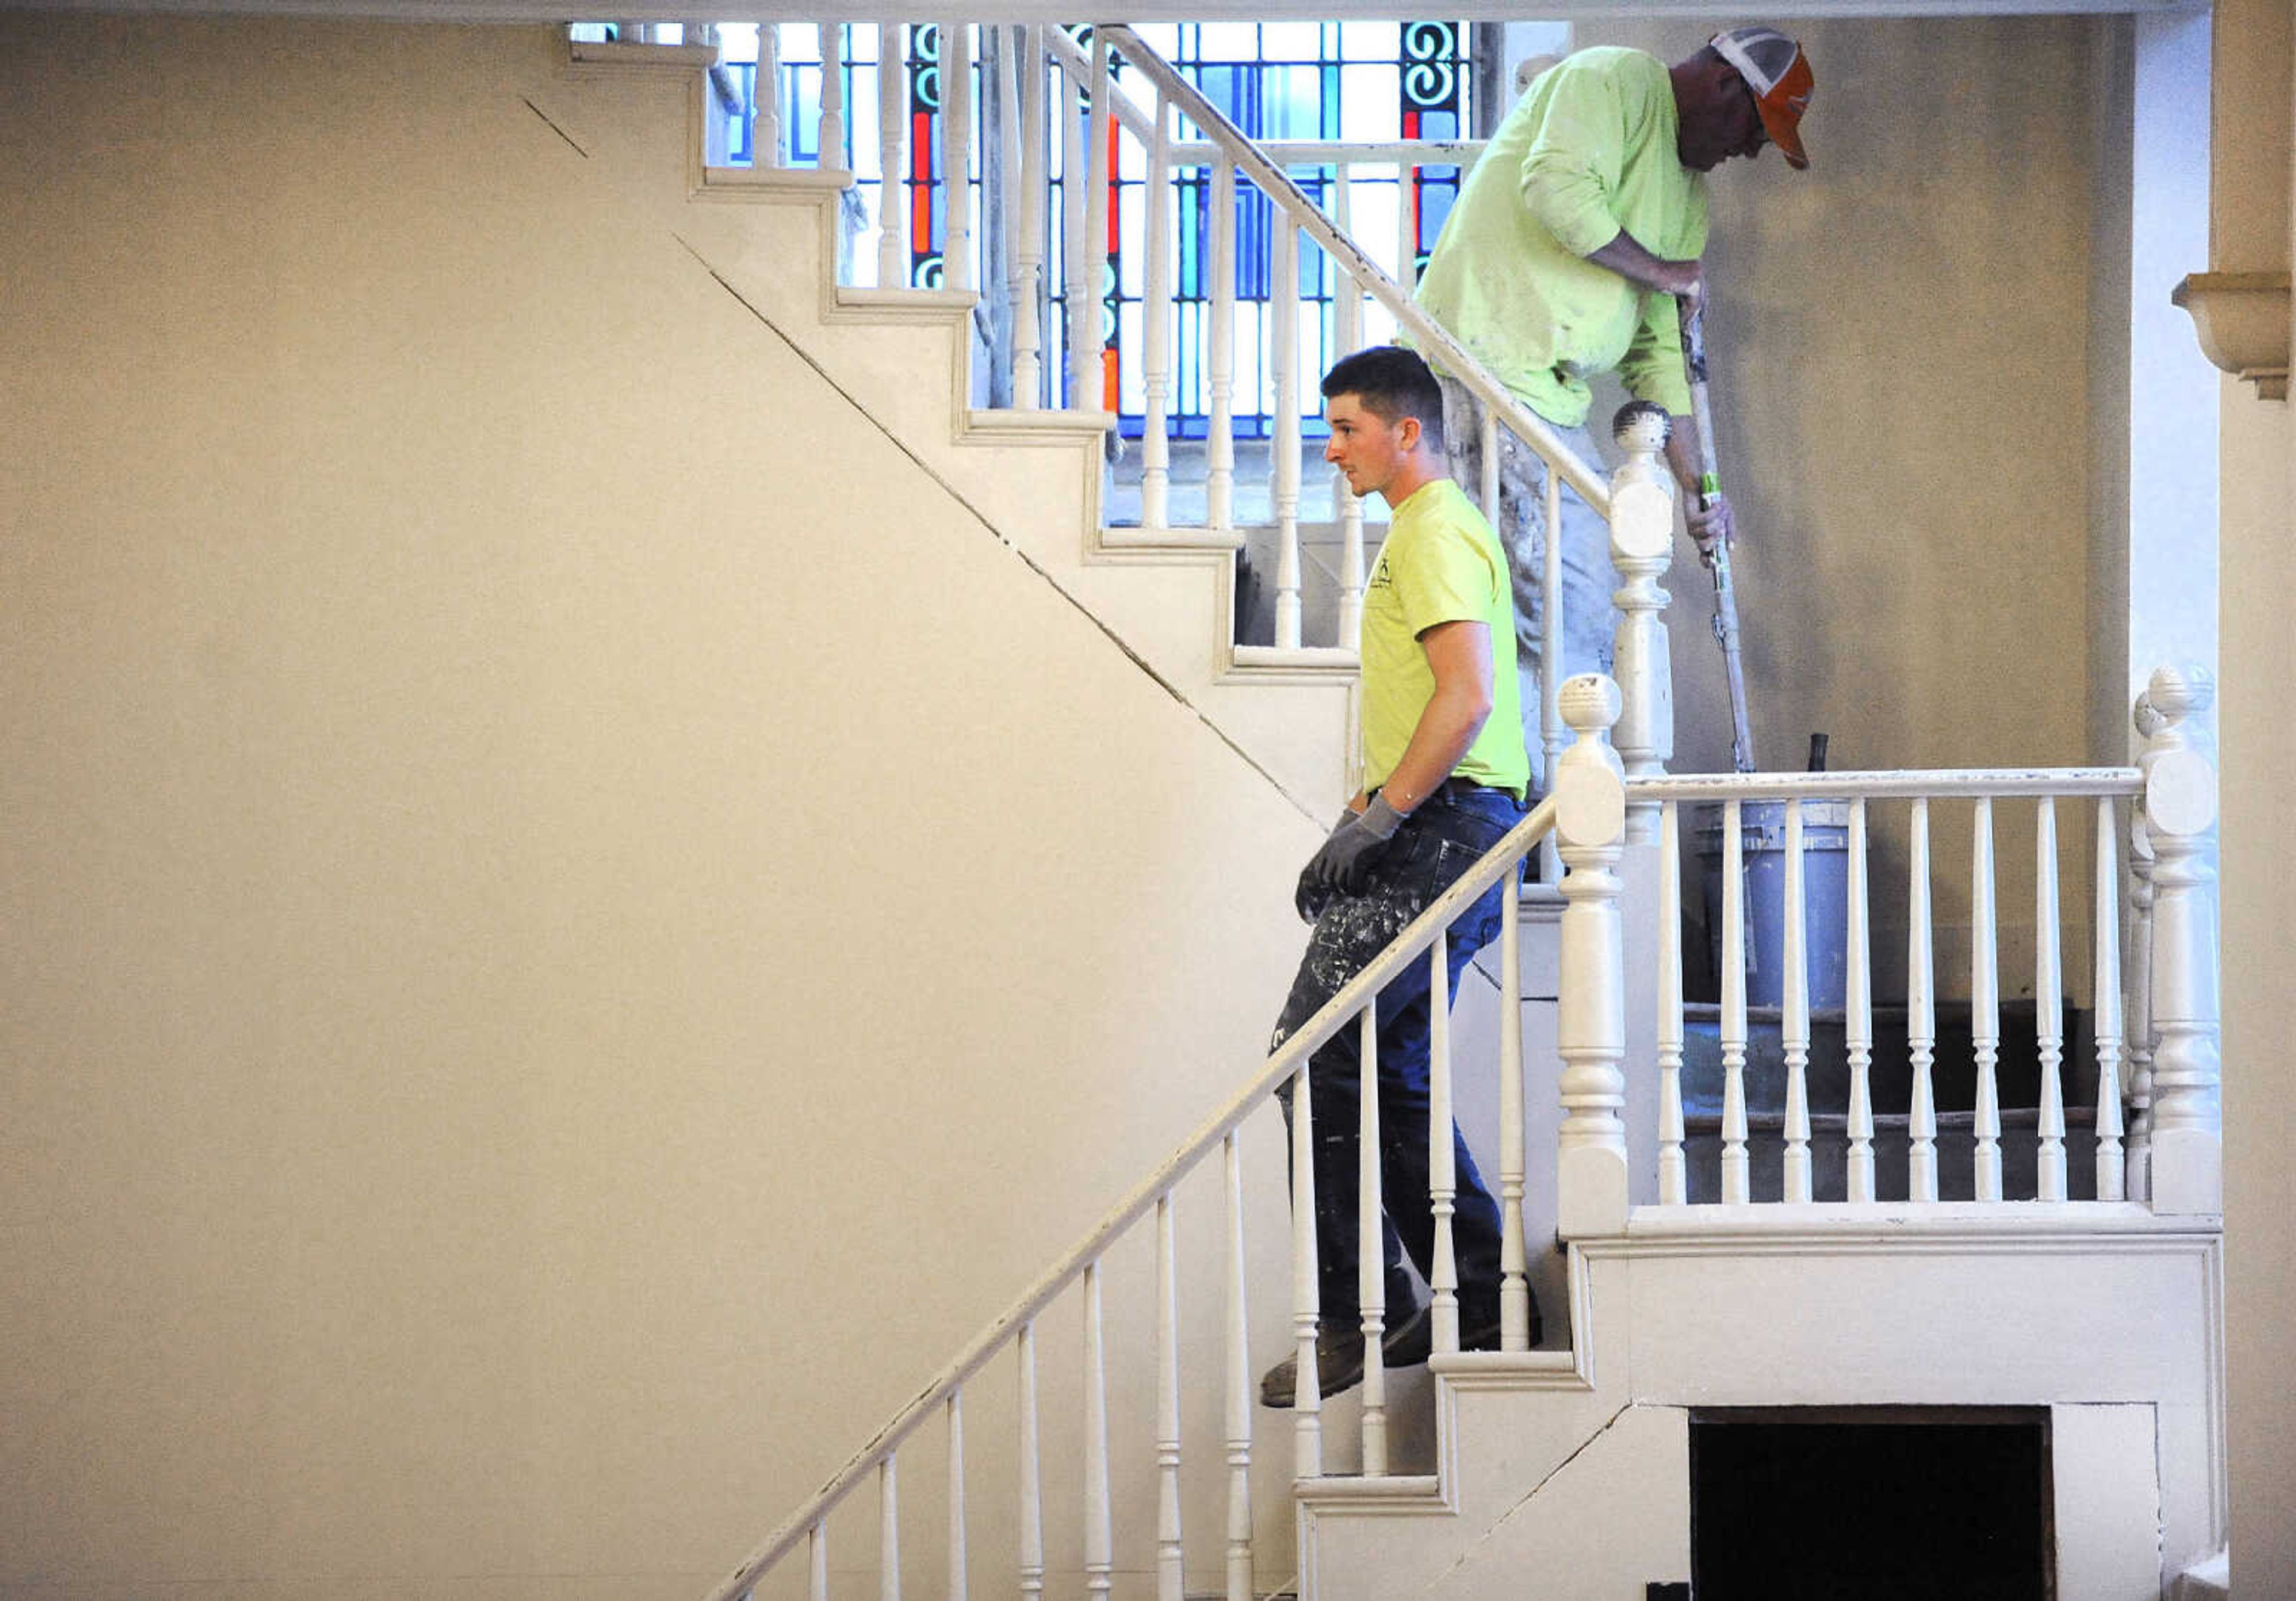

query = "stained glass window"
[1101,23,1470,438]
[676,23,1479,426]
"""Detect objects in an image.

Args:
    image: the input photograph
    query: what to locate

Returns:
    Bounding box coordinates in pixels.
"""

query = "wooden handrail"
[1628,767,2144,802]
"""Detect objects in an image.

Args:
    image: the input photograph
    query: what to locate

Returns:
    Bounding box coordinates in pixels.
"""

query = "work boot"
[1258,1327,1369,1408]
[1383,1299,1543,1368]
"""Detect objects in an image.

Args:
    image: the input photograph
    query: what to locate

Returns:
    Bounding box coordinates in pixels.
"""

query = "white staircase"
[552,35,2228,1601]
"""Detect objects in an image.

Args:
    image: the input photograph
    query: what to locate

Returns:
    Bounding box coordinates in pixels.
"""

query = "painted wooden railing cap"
[1611,398,1672,452]
[1556,673,1626,847]
[2139,664,2217,839]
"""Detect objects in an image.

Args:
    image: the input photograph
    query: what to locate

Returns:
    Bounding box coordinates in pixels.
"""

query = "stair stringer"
[535,41,1358,814]
[1301,1212,2225,1600]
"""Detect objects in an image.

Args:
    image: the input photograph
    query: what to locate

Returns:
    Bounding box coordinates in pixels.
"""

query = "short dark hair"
[1320,345,1445,449]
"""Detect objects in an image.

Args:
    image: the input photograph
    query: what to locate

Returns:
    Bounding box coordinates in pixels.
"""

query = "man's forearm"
[1375,688,1491,814]
[1584,230,1700,304]
[1665,418,1707,500]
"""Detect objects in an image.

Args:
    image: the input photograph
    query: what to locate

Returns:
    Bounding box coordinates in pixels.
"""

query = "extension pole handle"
[1677,300,1758,774]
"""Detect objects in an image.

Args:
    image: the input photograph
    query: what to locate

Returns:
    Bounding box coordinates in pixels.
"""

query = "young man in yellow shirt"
[1262,346,1534,1407]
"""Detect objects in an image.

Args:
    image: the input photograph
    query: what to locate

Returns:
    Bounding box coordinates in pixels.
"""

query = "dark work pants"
[1272,782,1526,1333]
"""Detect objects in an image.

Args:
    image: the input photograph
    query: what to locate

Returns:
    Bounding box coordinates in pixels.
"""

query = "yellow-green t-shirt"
[1359,478,1530,799]
[1411,47,1709,427]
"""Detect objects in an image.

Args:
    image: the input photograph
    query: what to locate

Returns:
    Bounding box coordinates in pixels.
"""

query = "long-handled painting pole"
[1678,300,1757,774]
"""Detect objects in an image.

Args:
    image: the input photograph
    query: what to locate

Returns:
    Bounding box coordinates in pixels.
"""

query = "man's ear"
[1396,414,1422,452]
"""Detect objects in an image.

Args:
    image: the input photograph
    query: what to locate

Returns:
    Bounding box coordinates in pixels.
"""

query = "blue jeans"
[1272,783,1526,1332]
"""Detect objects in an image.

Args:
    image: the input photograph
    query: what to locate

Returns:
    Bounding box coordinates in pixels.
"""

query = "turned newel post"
[1608,402,1675,844]
[2138,665,2221,1215]
[1555,674,1630,1238]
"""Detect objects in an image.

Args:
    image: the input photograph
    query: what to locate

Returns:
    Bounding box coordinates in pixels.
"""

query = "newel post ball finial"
[1606,404,1674,841]
[2136,663,2220,1215]
[1555,673,1629,1238]
[1613,399,1671,457]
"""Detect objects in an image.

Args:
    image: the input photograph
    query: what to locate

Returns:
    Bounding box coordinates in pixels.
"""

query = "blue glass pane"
[1272,65,1324,139]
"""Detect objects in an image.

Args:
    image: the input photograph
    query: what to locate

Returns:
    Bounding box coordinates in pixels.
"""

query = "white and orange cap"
[1712,26,1814,170]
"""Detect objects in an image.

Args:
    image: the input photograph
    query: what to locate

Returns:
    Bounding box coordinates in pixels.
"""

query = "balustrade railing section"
[1627,665,2220,1214]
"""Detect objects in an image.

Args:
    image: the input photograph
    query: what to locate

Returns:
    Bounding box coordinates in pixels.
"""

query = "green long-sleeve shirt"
[1413,47,1708,427]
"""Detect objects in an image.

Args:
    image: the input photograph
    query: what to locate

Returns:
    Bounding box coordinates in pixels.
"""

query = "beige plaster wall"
[0,16,1317,1596]
[2217,0,2296,1578]
[2221,381,2294,1598]
[1576,16,2114,1003]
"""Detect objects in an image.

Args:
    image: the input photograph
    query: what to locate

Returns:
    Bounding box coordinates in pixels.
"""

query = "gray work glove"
[1294,793,1407,919]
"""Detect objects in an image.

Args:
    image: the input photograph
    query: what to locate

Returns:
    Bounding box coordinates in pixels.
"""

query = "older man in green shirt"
[1414,26,1813,763]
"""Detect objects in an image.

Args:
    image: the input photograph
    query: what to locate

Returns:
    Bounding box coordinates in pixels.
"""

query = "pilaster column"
[2139,664,2221,1215]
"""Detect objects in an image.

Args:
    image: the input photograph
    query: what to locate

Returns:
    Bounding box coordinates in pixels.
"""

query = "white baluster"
[1012,25,1046,405]
[1356,1008,1388,1475]
[986,24,1019,404]
[1428,930,1458,1354]
[2035,797,2067,1201]
[1060,62,1088,409]
[1288,1059,1322,1475]
[943,22,973,292]
[1079,31,1110,404]
[1478,413,1500,526]
[876,22,906,288]
[757,23,783,170]
[2138,666,2221,1215]
[1222,1131,1253,1601]
[817,23,846,171]
[1538,469,1565,885]
[1207,160,1237,531]
[946,1391,967,1601]
[1971,797,2002,1201]
[2093,795,2128,1201]
[1141,94,1174,529]
[1083,1260,1113,1601]
[1500,870,1535,1339]
[878,1454,900,1601]
[1908,797,1938,1202]
[1720,798,1750,1206]
[1657,800,1687,1205]
[1271,216,1303,647]
[1555,675,1630,1237]
[1394,160,1416,292]
[810,1520,829,1601]
[1332,175,1366,644]
[1845,797,1876,1202]
[1782,798,1812,1204]
[1155,1194,1183,1601]
[1607,404,1675,844]
[1017,1321,1044,1601]
[2126,806,2157,1200]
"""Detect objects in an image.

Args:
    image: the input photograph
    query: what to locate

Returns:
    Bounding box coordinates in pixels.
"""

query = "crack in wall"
[1422,1400,1637,1596]
[674,234,1322,824]
[523,97,590,157]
